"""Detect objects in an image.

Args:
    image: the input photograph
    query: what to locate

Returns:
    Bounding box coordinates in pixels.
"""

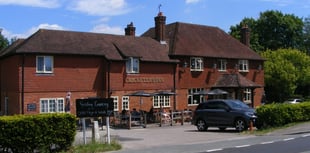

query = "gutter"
[21,54,25,114]
[107,60,111,98]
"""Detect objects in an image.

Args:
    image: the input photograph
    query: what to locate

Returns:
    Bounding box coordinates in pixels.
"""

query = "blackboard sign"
[76,98,114,118]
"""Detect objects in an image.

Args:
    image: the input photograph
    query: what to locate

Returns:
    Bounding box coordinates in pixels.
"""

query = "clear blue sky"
[0,0,309,40]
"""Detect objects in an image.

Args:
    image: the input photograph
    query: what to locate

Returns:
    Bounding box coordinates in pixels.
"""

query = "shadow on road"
[185,128,239,133]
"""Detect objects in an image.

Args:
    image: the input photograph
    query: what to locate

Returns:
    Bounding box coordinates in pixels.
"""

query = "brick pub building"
[0,12,264,115]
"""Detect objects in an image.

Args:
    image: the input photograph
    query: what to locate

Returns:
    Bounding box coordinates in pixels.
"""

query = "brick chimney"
[154,12,166,44]
[125,22,136,36]
[241,24,250,47]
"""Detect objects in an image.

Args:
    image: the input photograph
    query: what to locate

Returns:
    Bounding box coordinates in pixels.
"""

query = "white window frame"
[122,96,129,111]
[126,57,139,73]
[111,96,119,112]
[243,88,251,104]
[190,57,204,71]
[36,56,53,73]
[40,98,64,113]
[153,96,170,108]
[188,88,205,105]
[218,59,227,71]
[238,60,249,72]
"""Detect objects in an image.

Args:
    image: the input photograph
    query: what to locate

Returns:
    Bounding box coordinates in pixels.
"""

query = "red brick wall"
[1,55,107,115]
[176,58,265,110]
[109,61,176,112]
[23,55,105,92]
[23,91,98,115]
[109,62,175,91]
[0,55,21,114]
[1,54,264,115]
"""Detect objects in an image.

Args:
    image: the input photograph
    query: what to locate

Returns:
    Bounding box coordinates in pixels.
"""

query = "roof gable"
[142,22,264,60]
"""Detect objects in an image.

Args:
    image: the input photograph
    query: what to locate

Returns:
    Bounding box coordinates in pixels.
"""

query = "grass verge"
[64,141,122,153]
[243,121,307,135]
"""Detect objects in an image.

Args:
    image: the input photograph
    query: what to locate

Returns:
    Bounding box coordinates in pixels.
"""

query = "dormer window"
[126,57,139,73]
[190,57,203,71]
[238,60,249,72]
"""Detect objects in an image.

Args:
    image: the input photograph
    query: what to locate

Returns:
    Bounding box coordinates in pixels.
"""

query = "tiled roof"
[142,22,264,60]
[0,29,177,63]
[213,73,262,88]
[0,39,25,56]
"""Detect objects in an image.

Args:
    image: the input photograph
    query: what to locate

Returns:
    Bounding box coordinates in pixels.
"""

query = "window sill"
[126,72,139,74]
[239,70,249,73]
[190,69,204,72]
[153,106,171,109]
[188,104,199,106]
[36,73,54,76]
[218,70,227,72]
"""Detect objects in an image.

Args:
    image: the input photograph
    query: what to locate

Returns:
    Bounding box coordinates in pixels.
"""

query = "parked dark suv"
[192,99,257,132]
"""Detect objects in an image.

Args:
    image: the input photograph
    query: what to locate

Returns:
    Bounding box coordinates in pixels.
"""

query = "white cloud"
[0,0,60,8]
[185,0,201,4]
[69,0,130,16]
[91,24,124,35]
[3,24,65,39]
[28,23,65,33]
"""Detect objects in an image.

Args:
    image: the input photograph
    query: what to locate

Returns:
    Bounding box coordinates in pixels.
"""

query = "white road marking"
[302,134,310,137]
[205,134,309,152]
[206,148,223,152]
[283,138,294,141]
[261,141,274,144]
[235,144,250,148]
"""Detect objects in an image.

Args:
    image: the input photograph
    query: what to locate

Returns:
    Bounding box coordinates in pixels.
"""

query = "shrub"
[256,101,310,128]
[0,113,76,152]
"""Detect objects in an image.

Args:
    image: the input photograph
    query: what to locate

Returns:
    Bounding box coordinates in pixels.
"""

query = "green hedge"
[256,102,310,128]
[0,113,76,153]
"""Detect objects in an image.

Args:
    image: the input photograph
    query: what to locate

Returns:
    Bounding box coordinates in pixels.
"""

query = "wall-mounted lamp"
[235,64,239,71]
[66,91,71,99]
[257,64,262,72]
[213,63,217,69]
[180,61,188,73]
[183,61,188,68]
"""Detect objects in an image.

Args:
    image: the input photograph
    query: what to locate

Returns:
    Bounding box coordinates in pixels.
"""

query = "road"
[108,131,310,153]
[205,135,310,153]
[75,122,310,153]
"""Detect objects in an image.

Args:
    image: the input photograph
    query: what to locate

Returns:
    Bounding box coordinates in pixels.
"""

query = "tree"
[229,10,304,52]
[0,29,9,51]
[261,49,310,102]
[229,17,264,52]
[303,16,310,55]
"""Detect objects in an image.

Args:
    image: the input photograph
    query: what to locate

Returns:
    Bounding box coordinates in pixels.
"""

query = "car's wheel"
[235,118,247,132]
[196,119,208,131]
[219,127,226,131]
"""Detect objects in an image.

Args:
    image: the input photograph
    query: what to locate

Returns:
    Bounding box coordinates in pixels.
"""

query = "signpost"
[76,98,114,144]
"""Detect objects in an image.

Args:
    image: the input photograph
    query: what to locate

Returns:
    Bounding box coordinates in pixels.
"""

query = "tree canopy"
[229,10,304,52]
[303,16,310,55]
[0,30,9,51]
[260,49,310,102]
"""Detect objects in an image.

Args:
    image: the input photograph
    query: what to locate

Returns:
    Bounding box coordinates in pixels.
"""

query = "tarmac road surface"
[74,122,310,152]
